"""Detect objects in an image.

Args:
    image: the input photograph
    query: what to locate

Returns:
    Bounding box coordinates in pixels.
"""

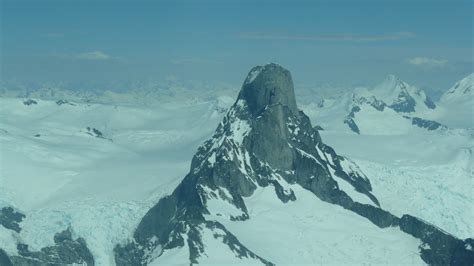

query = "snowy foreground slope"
[0,97,232,264]
[0,66,473,265]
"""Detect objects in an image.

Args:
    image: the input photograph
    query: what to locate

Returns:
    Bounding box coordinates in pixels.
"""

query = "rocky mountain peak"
[378,74,408,93]
[113,64,473,266]
[239,63,298,116]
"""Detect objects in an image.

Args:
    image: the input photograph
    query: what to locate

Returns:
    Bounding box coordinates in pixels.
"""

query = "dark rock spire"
[238,63,298,116]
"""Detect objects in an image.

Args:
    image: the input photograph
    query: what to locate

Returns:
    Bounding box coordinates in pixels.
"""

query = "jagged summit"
[350,74,436,116]
[372,74,411,99]
[240,63,298,115]
[383,74,401,85]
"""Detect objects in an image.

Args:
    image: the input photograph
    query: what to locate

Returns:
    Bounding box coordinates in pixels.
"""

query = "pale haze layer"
[1,0,472,91]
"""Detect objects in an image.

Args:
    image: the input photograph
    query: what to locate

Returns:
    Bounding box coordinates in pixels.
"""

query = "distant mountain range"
[301,73,473,134]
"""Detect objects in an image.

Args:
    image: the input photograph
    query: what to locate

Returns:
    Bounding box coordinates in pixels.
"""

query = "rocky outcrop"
[1,207,95,265]
[0,249,13,266]
[0,207,25,233]
[240,63,298,115]
[389,89,416,113]
[400,215,474,265]
[344,105,361,134]
[9,228,95,266]
[406,116,446,131]
[85,127,112,141]
[56,99,75,106]
[424,97,436,109]
[22,99,37,106]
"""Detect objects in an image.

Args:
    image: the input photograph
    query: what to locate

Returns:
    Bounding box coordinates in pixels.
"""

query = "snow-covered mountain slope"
[321,130,473,239]
[441,73,473,103]
[429,73,474,129]
[213,185,424,265]
[0,97,230,264]
[112,64,473,265]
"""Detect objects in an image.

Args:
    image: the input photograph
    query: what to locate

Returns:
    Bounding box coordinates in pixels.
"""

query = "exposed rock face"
[344,105,361,134]
[424,97,436,109]
[0,207,95,265]
[406,116,447,131]
[400,215,474,265]
[0,207,25,233]
[22,99,37,106]
[240,63,298,115]
[0,249,13,266]
[56,99,75,106]
[9,228,95,266]
[389,88,417,113]
[114,64,473,265]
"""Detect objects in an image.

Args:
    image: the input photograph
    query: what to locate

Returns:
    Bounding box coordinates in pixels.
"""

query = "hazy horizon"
[1,0,473,92]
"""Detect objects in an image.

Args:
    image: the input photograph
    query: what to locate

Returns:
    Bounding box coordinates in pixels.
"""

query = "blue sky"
[1,0,472,91]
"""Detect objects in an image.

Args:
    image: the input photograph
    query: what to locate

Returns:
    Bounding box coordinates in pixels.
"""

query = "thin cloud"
[53,51,119,61]
[407,57,448,67]
[170,58,223,65]
[76,51,112,60]
[41,33,64,38]
[236,31,415,42]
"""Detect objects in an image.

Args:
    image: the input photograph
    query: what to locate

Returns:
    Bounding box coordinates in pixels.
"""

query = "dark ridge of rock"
[86,127,104,138]
[203,221,273,264]
[85,127,112,141]
[22,99,37,106]
[8,228,95,266]
[0,249,13,266]
[350,203,399,228]
[408,117,446,131]
[56,99,75,106]
[389,90,416,113]
[0,207,25,233]
[424,97,436,109]
[344,118,360,135]
[344,105,361,134]
[115,188,271,265]
[399,215,474,265]
[344,118,360,134]
[370,97,386,111]
[353,96,386,112]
